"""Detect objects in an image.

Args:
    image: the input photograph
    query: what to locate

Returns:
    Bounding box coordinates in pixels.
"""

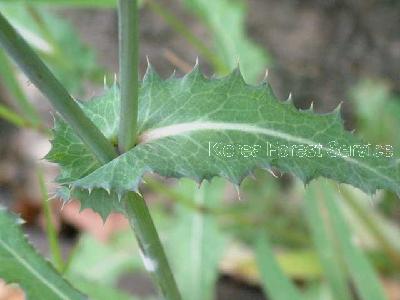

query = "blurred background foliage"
[0,0,399,299]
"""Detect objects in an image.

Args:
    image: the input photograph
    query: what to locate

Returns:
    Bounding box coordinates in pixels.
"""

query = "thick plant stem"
[0,9,180,300]
[0,12,116,164]
[117,2,181,298]
[124,192,182,300]
[118,0,139,152]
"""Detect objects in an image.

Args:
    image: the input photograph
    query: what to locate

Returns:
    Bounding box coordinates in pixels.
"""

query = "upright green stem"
[0,9,181,300]
[0,12,116,164]
[118,0,139,152]
[124,193,182,300]
[117,2,181,298]
[37,168,64,272]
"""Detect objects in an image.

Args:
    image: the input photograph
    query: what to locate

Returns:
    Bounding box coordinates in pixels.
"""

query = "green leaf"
[66,276,138,300]
[307,180,388,300]
[304,184,352,300]
[64,233,143,300]
[0,103,27,128]
[0,48,40,125]
[255,232,304,300]
[183,0,270,82]
[0,3,101,92]
[166,178,226,300]
[351,79,400,150]
[47,66,400,218]
[0,206,86,300]
[66,232,141,286]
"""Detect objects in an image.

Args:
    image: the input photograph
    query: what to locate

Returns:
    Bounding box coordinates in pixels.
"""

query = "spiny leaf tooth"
[229,66,245,85]
[234,184,242,201]
[15,217,25,225]
[196,178,208,188]
[117,192,123,202]
[60,199,71,211]
[332,101,343,117]
[143,58,161,84]
[168,69,177,80]
[285,92,293,104]
[309,101,314,112]
[265,167,281,178]
[263,68,269,82]
[104,186,111,195]
[1,207,26,225]
[54,188,70,203]
[103,74,108,89]
[184,59,204,81]
[48,192,57,201]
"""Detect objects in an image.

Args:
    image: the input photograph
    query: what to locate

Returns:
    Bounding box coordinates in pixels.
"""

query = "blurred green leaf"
[0,206,86,299]
[303,282,334,300]
[167,178,226,300]
[182,0,270,82]
[66,232,142,286]
[307,180,388,300]
[0,48,40,124]
[239,172,309,247]
[255,232,304,300]
[0,3,102,92]
[338,186,400,270]
[351,79,400,151]
[67,275,139,300]
[304,184,352,300]
[0,103,28,128]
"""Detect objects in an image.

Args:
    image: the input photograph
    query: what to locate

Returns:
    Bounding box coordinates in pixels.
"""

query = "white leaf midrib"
[138,121,396,186]
[0,238,71,300]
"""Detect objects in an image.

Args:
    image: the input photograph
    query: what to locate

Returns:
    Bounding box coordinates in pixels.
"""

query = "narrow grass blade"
[0,48,40,125]
[340,186,400,269]
[37,167,64,272]
[0,103,27,127]
[319,181,388,300]
[167,178,226,300]
[304,184,352,300]
[255,232,304,300]
[146,0,228,74]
